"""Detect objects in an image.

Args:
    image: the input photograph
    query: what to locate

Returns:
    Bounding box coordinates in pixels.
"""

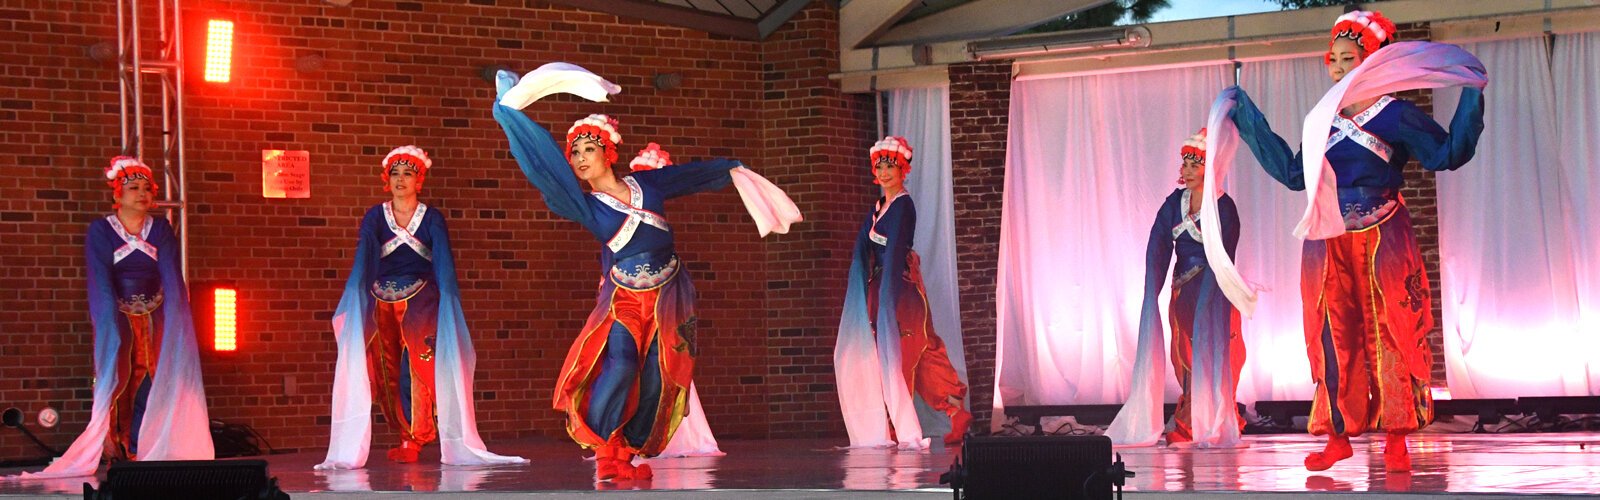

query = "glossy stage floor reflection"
[3,433,1599,496]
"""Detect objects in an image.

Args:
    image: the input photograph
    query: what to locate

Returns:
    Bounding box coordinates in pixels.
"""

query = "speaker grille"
[962,435,1113,500]
[98,459,278,500]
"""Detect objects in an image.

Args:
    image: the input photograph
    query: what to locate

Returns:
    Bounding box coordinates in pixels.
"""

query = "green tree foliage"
[1022,0,1374,34]
[1024,0,1172,32]
[1269,0,1367,9]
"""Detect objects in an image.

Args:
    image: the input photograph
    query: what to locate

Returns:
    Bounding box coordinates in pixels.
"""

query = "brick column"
[948,60,1011,432]
[758,2,878,438]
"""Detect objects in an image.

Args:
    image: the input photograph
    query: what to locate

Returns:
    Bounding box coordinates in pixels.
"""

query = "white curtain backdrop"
[996,64,1234,410]
[1553,32,1600,395]
[886,86,966,436]
[1435,35,1600,398]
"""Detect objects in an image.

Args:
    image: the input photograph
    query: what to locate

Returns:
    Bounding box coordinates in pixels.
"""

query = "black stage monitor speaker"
[83,459,289,500]
[943,435,1129,500]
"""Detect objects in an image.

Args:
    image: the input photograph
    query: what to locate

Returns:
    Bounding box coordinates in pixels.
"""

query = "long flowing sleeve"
[833,215,892,448]
[491,72,605,238]
[1229,87,1306,191]
[628,159,738,200]
[427,212,528,466]
[876,198,916,314]
[1143,202,1177,303]
[318,211,381,470]
[1188,192,1246,448]
[1106,193,1178,446]
[137,219,214,461]
[1396,86,1484,172]
[85,224,121,364]
[870,197,928,448]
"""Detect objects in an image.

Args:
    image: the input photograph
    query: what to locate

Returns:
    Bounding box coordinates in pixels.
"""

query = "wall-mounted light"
[203,19,235,83]
[86,41,116,64]
[295,53,326,74]
[192,280,240,353]
[969,25,1153,60]
[212,286,238,352]
[653,72,683,91]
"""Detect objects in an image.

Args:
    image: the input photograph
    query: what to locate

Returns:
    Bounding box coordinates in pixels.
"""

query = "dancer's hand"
[1223,86,1256,120]
[495,69,520,99]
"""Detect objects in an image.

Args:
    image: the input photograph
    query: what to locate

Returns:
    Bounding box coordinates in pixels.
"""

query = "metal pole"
[131,0,144,163]
[874,91,885,141]
[117,0,129,151]
[118,0,189,282]
[173,0,188,281]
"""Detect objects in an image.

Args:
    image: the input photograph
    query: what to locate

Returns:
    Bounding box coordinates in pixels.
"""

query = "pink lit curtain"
[996,64,1235,413]
[996,59,1335,423]
[1434,34,1600,398]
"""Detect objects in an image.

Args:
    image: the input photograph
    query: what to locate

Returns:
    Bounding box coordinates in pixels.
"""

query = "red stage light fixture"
[212,286,238,352]
[192,281,240,353]
[203,19,234,83]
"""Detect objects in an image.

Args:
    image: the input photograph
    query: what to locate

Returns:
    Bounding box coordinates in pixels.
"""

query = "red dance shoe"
[944,409,973,445]
[595,446,621,481]
[1164,430,1193,446]
[1303,435,1353,471]
[386,440,421,463]
[614,449,653,480]
[1384,432,1412,473]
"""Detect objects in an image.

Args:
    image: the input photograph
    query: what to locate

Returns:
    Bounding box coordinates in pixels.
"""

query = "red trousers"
[1303,209,1434,437]
[367,287,439,446]
[108,309,159,459]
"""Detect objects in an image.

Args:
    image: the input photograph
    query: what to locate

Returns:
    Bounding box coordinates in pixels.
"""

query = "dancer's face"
[1180,156,1205,191]
[118,178,155,213]
[1326,38,1365,83]
[569,137,611,184]
[388,163,421,197]
[873,158,904,191]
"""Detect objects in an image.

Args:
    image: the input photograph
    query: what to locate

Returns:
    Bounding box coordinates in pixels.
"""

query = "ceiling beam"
[543,0,761,40]
[840,0,921,49]
[873,0,1111,46]
[757,0,813,39]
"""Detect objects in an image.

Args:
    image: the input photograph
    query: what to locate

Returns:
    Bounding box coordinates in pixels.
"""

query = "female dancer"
[1106,129,1246,448]
[835,136,971,448]
[1228,10,1485,471]
[491,67,794,480]
[16,156,213,479]
[318,146,525,469]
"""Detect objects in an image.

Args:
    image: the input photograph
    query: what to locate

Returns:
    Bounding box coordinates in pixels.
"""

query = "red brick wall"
[0,0,872,462]
[757,3,877,437]
[948,60,1011,432]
